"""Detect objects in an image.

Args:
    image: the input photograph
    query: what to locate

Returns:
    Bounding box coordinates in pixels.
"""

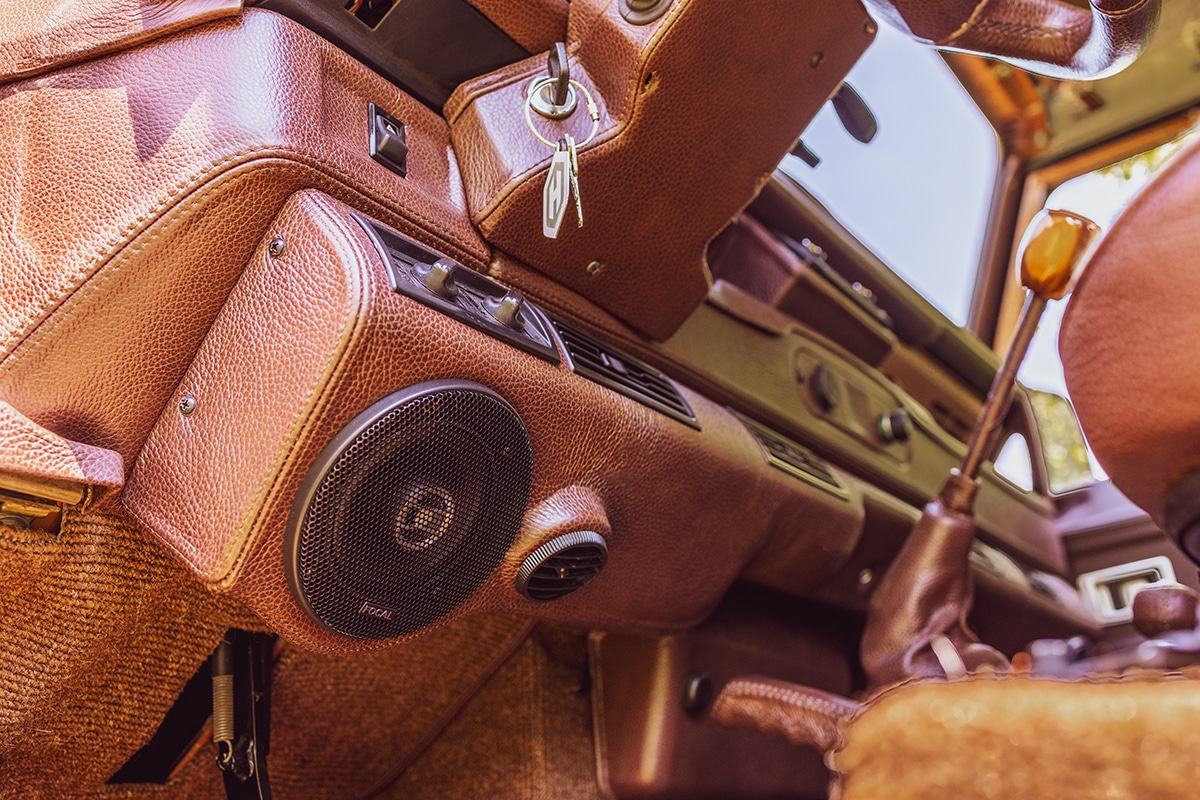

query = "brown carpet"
[382,625,602,800]
[0,508,261,799]
[0,507,541,800]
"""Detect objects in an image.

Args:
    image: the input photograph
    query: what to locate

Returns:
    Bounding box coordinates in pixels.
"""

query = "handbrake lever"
[860,209,1099,687]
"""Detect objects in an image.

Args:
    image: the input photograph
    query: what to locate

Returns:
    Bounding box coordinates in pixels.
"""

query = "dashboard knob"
[808,365,841,412]
[413,258,460,299]
[878,407,913,443]
[485,291,526,329]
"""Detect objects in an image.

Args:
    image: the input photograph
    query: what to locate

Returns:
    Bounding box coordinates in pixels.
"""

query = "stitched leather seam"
[0,6,242,83]
[123,188,363,583]
[967,16,1090,42]
[722,680,856,719]
[0,159,295,391]
[0,144,484,364]
[470,0,687,222]
[118,165,316,578]
[217,193,374,588]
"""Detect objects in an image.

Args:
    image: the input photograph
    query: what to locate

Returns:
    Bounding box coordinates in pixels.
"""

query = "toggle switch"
[413,258,459,299]
[485,292,526,329]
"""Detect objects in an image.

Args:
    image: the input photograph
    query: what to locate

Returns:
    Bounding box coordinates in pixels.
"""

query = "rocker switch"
[368,103,408,177]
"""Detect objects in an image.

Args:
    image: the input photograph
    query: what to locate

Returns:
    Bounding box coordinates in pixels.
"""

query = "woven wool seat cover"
[832,675,1200,799]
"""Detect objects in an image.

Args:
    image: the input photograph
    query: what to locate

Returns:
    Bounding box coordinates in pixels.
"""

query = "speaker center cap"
[395,486,455,550]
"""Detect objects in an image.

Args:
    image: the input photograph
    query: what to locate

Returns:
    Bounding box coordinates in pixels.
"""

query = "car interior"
[5,0,1200,797]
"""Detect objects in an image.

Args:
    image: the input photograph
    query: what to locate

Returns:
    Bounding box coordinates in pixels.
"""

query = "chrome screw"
[268,237,286,258]
[179,395,198,416]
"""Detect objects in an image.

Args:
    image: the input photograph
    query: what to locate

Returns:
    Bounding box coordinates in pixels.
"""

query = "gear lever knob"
[1132,583,1200,638]
[1018,208,1099,300]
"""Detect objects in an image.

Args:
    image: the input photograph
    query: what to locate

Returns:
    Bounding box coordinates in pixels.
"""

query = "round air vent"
[516,531,608,601]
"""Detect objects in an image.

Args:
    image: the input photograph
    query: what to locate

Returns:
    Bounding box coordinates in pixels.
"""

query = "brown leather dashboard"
[0,6,1093,660]
[123,189,866,654]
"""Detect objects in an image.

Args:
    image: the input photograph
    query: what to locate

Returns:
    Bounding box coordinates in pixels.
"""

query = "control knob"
[808,365,841,412]
[877,407,913,444]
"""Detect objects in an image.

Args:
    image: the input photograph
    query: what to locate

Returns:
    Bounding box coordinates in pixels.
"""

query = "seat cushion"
[1060,135,1200,528]
[834,675,1200,799]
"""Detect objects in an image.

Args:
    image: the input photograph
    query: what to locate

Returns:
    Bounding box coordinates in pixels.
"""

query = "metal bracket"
[213,630,275,800]
[1077,556,1176,625]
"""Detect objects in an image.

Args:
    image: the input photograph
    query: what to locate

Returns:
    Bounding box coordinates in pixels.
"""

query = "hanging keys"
[524,50,600,240]
[543,138,572,239]
[565,133,583,228]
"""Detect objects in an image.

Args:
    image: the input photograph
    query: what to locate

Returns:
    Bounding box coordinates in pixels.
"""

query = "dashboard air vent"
[516,531,609,601]
[550,318,700,429]
[737,414,847,497]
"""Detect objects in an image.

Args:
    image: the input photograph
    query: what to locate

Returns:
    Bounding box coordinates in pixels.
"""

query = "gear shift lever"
[860,209,1099,687]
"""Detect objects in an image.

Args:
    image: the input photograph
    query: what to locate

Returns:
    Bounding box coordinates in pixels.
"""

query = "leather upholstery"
[0,10,485,469]
[125,189,864,654]
[1060,135,1200,529]
[0,0,242,84]
[859,472,1009,687]
[447,0,873,340]
[0,400,123,504]
[1133,584,1200,638]
[463,0,568,54]
[865,0,1161,79]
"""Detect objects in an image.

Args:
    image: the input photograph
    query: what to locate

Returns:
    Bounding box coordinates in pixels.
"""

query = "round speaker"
[284,380,533,639]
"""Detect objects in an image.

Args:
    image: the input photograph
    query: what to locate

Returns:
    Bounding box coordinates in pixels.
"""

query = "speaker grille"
[286,382,533,639]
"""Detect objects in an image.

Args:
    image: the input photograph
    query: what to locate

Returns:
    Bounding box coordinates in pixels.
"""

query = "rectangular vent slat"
[737,414,846,498]
[551,319,700,429]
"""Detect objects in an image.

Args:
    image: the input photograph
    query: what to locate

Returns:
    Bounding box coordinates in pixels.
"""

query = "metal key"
[566,133,583,228]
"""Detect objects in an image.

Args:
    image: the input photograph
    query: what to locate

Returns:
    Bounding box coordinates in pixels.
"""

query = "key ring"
[524,76,600,150]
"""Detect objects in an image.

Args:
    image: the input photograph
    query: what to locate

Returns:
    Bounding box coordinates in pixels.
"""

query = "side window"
[781,20,998,326]
[993,433,1033,492]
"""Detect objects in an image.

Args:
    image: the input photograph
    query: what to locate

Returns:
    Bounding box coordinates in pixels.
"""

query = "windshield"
[779,20,1000,327]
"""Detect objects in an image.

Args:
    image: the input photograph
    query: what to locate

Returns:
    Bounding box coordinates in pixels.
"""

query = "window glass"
[994,433,1033,492]
[779,20,1000,326]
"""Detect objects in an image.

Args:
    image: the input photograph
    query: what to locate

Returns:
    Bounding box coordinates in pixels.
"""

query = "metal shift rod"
[860,208,1099,688]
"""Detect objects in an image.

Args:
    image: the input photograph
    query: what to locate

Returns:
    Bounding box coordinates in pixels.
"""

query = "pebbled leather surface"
[859,473,1009,688]
[866,0,1160,80]
[447,0,872,340]
[464,0,568,54]
[1060,135,1200,528]
[0,400,123,497]
[0,0,242,84]
[1132,583,1200,638]
[0,10,485,469]
[124,192,367,581]
[126,190,865,654]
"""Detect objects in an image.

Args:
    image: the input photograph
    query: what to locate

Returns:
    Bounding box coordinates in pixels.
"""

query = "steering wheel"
[865,0,1161,80]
